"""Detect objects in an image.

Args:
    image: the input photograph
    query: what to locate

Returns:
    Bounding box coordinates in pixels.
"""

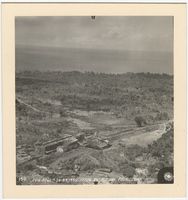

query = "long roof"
[43,134,72,146]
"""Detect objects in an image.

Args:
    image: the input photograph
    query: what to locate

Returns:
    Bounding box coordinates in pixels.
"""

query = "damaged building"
[84,136,111,150]
[35,134,79,155]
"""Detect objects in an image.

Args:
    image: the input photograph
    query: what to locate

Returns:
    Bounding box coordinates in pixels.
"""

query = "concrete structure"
[35,134,79,155]
[85,136,111,150]
[55,136,79,153]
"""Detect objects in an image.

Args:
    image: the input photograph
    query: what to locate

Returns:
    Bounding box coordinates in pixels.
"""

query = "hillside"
[16,71,174,184]
[16,71,173,122]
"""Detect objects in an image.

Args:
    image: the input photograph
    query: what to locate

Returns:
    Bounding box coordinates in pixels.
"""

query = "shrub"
[24,163,35,171]
[126,144,145,161]
[121,164,136,178]
[134,116,147,127]
[155,112,169,121]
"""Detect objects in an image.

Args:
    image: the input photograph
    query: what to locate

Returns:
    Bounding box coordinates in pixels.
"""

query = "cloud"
[16,16,173,52]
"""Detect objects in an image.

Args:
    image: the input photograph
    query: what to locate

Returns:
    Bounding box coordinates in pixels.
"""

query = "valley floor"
[16,95,172,185]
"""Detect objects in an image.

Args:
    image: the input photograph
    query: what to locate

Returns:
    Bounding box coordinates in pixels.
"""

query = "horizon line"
[15,43,173,53]
[16,69,173,76]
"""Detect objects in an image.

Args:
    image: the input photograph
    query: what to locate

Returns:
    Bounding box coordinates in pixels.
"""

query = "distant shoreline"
[16,70,173,76]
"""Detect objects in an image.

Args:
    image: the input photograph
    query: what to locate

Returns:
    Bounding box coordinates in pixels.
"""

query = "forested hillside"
[16,71,173,123]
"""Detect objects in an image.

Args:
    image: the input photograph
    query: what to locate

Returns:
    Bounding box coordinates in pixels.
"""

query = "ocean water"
[16,45,173,74]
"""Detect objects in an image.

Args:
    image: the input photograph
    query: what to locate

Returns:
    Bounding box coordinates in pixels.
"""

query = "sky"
[15,16,173,74]
[16,16,173,52]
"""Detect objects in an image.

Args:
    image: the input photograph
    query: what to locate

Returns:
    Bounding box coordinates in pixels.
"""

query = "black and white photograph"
[15,16,174,185]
